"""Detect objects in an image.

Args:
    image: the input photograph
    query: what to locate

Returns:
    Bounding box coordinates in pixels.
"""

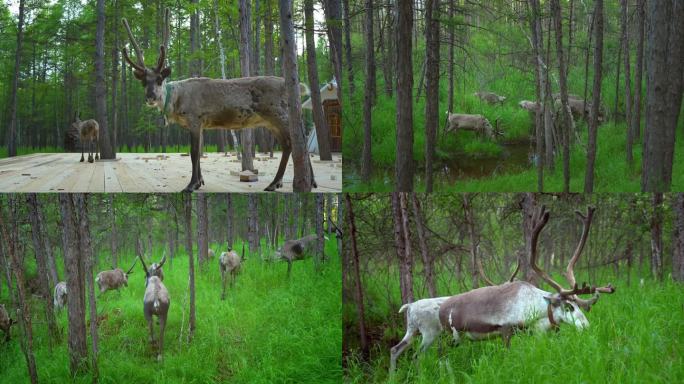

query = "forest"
[343,0,684,192]
[0,193,342,383]
[343,193,684,382]
[0,0,344,192]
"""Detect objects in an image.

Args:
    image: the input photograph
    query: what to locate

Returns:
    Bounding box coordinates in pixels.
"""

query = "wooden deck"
[0,152,342,193]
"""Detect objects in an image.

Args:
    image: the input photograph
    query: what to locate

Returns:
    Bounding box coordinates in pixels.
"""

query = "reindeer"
[138,254,170,362]
[276,234,318,276]
[0,304,17,342]
[474,91,506,105]
[71,116,100,163]
[95,259,137,295]
[439,206,615,350]
[389,255,521,373]
[121,9,316,192]
[445,112,501,139]
[219,246,243,300]
[53,281,68,312]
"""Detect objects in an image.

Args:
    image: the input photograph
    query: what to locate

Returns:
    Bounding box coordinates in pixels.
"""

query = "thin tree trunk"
[395,0,414,191]
[95,0,114,159]
[393,193,414,304]
[239,0,255,170]
[248,195,259,255]
[361,0,375,182]
[528,0,545,191]
[112,0,119,153]
[342,0,354,95]
[196,194,208,265]
[183,195,196,340]
[344,194,368,358]
[673,193,684,282]
[324,0,344,103]
[447,0,455,114]
[7,0,25,157]
[631,0,645,142]
[412,195,436,297]
[280,0,313,191]
[651,193,664,281]
[424,0,440,192]
[622,0,634,166]
[584,0,603,193]
[521,193,539,286]
[463,194,479,289]
[315,194,325,269]
[109,195,117,268]
[551,0,573,193]
[226,194,234,247]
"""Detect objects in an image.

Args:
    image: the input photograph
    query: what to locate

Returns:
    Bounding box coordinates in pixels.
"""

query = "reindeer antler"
[126,258,138,275]
[136,239,149,274]
[154,8,170,72]
[157,250,167,268]
[121,18,146,72]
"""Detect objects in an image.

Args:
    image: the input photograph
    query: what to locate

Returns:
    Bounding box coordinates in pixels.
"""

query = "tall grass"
[0,239,342,383]
[344,272,684,383]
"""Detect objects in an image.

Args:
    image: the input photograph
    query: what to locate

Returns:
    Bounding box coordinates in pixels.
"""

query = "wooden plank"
[103,161,123,193]
[87,162,106,192]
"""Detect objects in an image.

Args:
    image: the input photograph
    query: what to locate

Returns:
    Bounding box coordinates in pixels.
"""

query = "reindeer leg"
[80,144,85,162]
[158,315,166,362]
[88,140,94,163]
[390,326,417,373]
[287,259,292,277]
[221,270,226,300]
[95,136,100,160]
[183,129,203,192]
[265,145,291,191]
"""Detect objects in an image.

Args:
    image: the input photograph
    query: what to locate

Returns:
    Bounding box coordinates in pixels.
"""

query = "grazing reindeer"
[121,9,316,192]
[0,304,17,342]
[445,112,501,139]
[276,234,318,276]
[138,254,170,362]
[474,91,506,105]
[53,281,68,312]
[439,206,614,350]
[72,116,100,163]
[95,259,137,294]
[219,246,243,300]
[390,256,521,372]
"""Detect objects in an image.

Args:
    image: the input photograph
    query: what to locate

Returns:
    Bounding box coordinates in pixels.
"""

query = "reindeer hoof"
[182,180,201,192]
[80,158,84,163]
[96,155,100,160]
[88,157,94,163]
[312,180,318,188]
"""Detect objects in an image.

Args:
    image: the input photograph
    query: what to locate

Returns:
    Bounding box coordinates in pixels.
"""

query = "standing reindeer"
[138,254,170,362]
[121,9,316,192]
[95,259,137,294]
[438,206,614,350]
[219,246,243,300]
[72,116,100,163]
[276,234,318,276]
[53,281,68,312]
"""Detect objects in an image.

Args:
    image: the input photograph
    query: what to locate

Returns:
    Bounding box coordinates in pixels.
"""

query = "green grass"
[344,272,684,383]
[0,239,342,383]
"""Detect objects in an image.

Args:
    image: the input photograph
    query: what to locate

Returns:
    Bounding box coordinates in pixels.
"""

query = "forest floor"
[1,239,342,383]
[343,272,684,383]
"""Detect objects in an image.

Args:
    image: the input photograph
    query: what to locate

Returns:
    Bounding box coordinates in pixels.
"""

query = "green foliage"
[0,238,342,383]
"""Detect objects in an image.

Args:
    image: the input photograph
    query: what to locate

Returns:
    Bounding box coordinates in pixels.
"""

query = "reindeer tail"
[299,82,310,97]
[398,303,411,314]
[154,299,160,311]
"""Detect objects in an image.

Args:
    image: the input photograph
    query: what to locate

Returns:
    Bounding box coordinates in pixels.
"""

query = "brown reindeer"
[121,9,316,192]
[138,253,170,362]
[72,116,100,163]
[219,246,243,300]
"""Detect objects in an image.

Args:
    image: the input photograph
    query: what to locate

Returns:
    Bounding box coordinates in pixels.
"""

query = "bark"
[59,194,88,375]
[0,200,38,383]
[95,0,114,158]
[551,0,573,194]
[324,0,344,102]
[197,194,209,265]
[7,0,25,157]
[326,194,333,234]
[74,194,99,380]
[344,194,368,358]
[305,0,333,161]
[109,195,117,268]
[342,0,354,95]
[264,0,274,76]
[584,0,603,193]
[424,0,440,192]
[315,194,325,269]
[631,0,645,142]
[183,195,196,339]
[361,0,375,182]
[447,0,455,114]
[248,195,259,255]
[650,193,664,281]
[412,195,436,297]
[395,0,414,192]
[392,193,414,304]
[280,0,313,191]
[641,0,684,191]
[462,194,479,289]
[673,193,684,282]
[239,0,255,170]
[112,0,119,152]
[226,194,234,247]
[26,194,59,345]
[190,0,200,77]
[528,0,545,191]
[520,193,539,286]
[622,0,634,166]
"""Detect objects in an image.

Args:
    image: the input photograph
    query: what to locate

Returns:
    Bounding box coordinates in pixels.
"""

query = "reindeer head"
[529,205,615,322]
[149,252,167,281]
[122,9,171,108]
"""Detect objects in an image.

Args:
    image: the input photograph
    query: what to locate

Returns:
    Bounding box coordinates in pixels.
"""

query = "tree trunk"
[631,0,645,142]
[112,0,119,153]
[226,194,234,247]
[412,194,436,297]
[584,0,603,193]
[26,194,59,345]
[280,0,313,191]
[248,195,259,255]
[344,194,368,358]
[109,195,117,268]
[528,0,545,191]
[462,194,479,289]
[673,193,684,282]
[324,0,344,103]
[342,0,354,95]
[326,194,333,234]
[395,0,414,192]
[315,194,325,269]
[622,0,634,166]
[447,0,455,114]
[424,0,440,192]
[392,193,414,304]
[264,0,274,76]
[305,0,333,161]
[7,0,25,157]
[183,195,196,340]
[0,200,38,384]
[196,194,208,265]
[641,0,684,191]
[650,193,664,281]
[361,0,375,182]
[59,194,88,375]
[240,0,255,171]
[74,194,98,380]
[551,0,573,193]
[521,193,539,286]
[95,0,114,159]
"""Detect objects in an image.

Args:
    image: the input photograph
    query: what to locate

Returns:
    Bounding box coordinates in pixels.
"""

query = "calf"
[474,91,506,105]
[219,247,243,299]
[446,113,498,139]
[53,281,68,312]
[71,116,100,163]
[0,304,17,342]
[95,259,137,294]
[276,234,318,276]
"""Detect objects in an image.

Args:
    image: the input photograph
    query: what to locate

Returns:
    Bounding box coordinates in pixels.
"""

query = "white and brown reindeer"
[71,115,100,163]
[445,112,502,139]
[95,259,138,295]
[53,281,68,311]
[121,9,316,192]
[219,245,244,300]
[438,206,614,351]
[276,234,318,276]
[138,253,170,362]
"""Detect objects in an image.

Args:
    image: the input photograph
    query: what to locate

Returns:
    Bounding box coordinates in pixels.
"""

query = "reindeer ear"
[133,69,145,80]
[544,296,562,307]
[161,67,172,78]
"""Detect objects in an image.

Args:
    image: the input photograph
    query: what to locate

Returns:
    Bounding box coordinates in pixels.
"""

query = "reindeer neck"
[162,82,175,114]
